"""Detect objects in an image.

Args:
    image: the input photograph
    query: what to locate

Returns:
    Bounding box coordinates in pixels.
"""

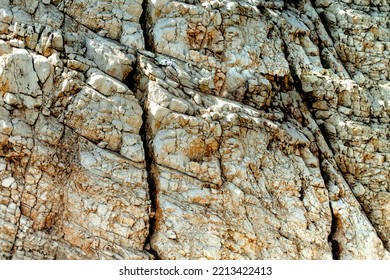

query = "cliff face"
[0,0,388,260]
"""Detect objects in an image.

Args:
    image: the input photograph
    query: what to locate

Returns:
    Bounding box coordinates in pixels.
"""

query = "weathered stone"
[0,0,389,260]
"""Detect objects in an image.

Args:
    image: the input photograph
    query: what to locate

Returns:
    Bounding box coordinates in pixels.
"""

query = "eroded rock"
[0,0,389,260]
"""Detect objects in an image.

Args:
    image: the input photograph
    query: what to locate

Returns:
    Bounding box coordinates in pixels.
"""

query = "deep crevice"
[140,0,154,52]
[124,0,160,254]
[298,187,305,201]
[328,203,341,260]
[140,109,160,260]
[125,53,159,259]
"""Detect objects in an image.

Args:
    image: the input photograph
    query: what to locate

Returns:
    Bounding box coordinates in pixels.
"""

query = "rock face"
[0,0,388,260]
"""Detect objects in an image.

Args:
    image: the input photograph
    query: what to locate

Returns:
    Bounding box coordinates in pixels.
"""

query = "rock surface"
[0,0,389,259]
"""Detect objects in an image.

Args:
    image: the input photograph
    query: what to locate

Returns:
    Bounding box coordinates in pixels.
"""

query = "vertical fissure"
[140,109,159,260]
[126,62,159,259]
[124,0,159,258]
[328,203,341,260]
[140,0,154,52]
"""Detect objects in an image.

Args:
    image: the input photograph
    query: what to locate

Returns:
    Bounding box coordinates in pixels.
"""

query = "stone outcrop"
[0,0,389,259]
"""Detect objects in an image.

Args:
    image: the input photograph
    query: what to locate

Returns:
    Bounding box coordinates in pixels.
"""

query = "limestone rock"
[0,2,150,258]
[0,0,389,260]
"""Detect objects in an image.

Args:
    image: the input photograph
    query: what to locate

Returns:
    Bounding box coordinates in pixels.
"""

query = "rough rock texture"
[0,0,389,259]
